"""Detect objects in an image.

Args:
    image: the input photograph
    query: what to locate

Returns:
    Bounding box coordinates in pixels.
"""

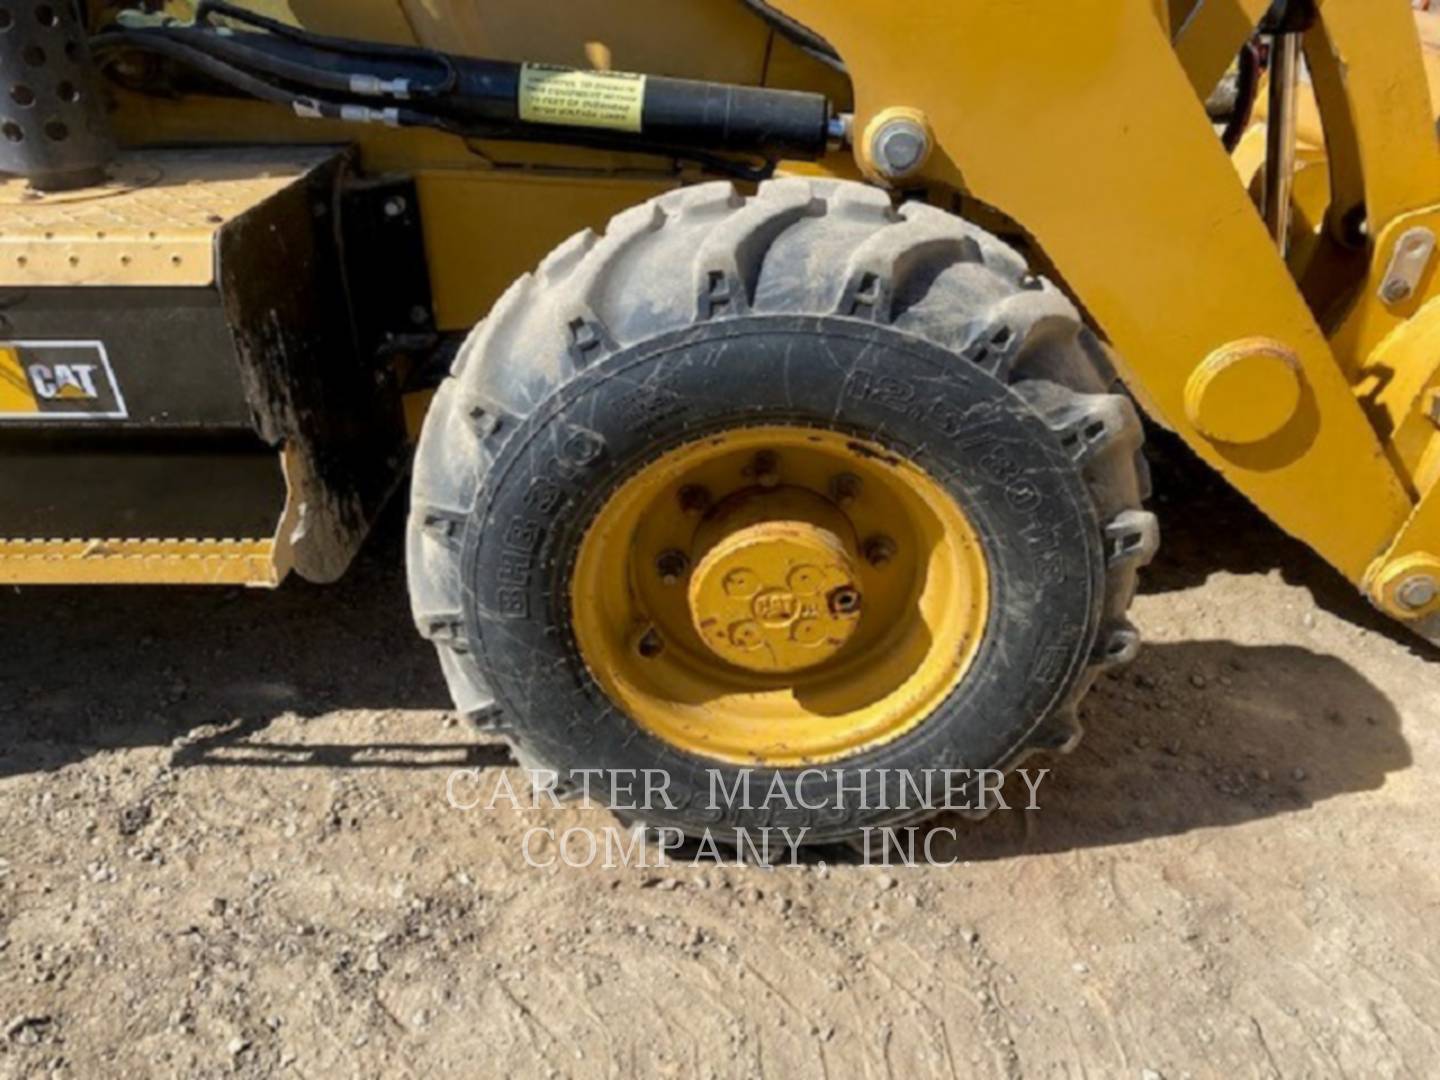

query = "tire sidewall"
[462,315,1105,841]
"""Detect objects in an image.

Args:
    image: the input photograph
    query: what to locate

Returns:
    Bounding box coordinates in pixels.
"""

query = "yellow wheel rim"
[570,426,990,767]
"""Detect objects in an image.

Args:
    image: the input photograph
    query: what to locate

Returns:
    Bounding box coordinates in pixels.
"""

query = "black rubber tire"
[407,179,1157,844]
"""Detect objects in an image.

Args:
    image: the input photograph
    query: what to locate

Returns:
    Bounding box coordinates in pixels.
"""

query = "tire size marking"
[844,365,1071,608]
[491,427,613,620]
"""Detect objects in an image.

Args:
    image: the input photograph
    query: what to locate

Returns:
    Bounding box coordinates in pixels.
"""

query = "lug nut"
[637,627,665,659]
[828,586,863,617]
[863,534,898,568]
[678,485,712,515]
[830,472,862,508]
[752,451,780,488]
[656,549,690,586]
[1396,573,1439,612]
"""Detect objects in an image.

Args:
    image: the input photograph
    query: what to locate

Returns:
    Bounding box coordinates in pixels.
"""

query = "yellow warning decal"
[518,64,646,134]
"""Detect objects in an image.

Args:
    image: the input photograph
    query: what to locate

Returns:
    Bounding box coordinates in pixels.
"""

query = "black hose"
[93,31,311,108]
[195,0,458,96]
[92,30,451,129]
[1222,40,1262,152]
[149,27,374,98]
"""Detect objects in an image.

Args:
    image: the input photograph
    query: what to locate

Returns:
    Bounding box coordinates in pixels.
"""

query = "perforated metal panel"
[0,0,114,190]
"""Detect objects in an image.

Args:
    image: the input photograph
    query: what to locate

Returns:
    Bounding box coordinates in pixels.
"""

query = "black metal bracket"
[337,176,438,360]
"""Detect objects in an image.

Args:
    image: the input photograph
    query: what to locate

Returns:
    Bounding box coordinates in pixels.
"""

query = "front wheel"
[407,179,1157,845]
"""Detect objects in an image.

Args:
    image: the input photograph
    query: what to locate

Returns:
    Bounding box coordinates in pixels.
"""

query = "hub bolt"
[656,549,690,586]
[636,627,665,659]
[752,451,780,488]
[1396,573,1439,612]
[863,534,898,568]
[678,484,712,515]
[830,472,862,508]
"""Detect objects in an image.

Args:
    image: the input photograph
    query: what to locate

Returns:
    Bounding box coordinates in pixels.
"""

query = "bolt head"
[863,535,898,568]
[383,196,408,218]
[1382,278,1413,304]
[656,549,690,586]
[636,628,664,658]
[871,119,930,179]
[1396,574,1439,612]
[752,451,780,488]
[678,485,712,515]
[830,472,862,507]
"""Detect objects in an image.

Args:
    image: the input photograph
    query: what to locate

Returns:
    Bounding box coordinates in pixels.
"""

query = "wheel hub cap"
[688,520,862,674]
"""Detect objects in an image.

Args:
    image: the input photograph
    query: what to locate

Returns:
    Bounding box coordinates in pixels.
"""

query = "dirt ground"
[0,442,1436,1080]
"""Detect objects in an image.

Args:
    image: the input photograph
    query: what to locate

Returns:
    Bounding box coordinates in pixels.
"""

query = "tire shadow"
[1141,426,1439,658]
[0,500,458,781]
[921,637,1411,861]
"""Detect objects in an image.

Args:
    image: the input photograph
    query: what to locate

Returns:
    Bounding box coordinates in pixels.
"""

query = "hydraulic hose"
[194,0,458,96]
[1221,41,1261,153]
[96,25,837,162]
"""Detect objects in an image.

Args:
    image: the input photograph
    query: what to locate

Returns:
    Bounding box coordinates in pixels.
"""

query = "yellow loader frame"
[775,0,1440,627]
[9,0,1440,634]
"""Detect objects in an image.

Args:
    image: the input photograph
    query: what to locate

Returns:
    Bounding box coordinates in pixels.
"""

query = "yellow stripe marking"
[0,346,37,414]
[0,538,280,586]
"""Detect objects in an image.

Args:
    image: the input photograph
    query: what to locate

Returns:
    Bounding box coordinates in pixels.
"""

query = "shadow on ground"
[1142,427,1440,658]
[0,502,455,780]
[0,463,1419,857]
[915,636,1410,861]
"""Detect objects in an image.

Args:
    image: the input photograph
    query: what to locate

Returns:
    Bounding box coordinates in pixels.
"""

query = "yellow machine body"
[5,0,1440,638]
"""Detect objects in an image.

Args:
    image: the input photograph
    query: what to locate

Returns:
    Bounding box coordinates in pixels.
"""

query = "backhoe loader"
[2,0,1437,843]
